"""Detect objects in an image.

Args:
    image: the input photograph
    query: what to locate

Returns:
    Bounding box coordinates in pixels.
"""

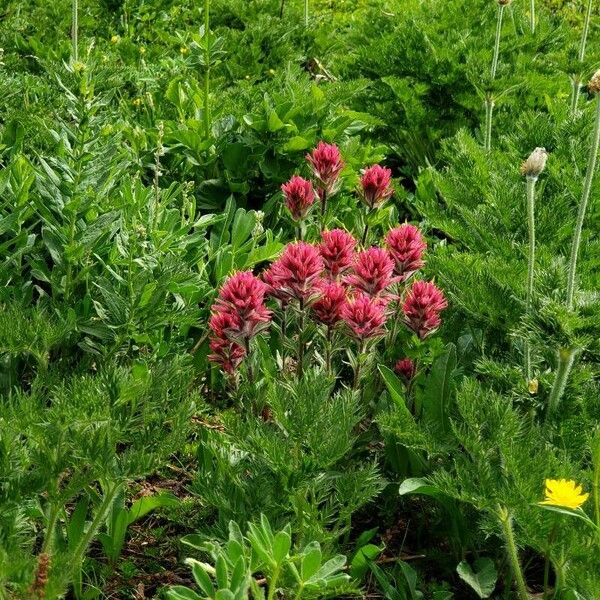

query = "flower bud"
[520,147,548,179]
[588,69,600,94]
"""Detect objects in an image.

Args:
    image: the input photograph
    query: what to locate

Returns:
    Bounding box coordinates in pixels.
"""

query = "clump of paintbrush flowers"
[208,142,447,391]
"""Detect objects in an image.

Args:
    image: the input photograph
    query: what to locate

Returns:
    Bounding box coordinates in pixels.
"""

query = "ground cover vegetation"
[1,0,599,598]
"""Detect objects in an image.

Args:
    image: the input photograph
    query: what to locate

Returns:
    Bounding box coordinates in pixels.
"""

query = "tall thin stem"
[571,0,594,114]
[352,340,366,391]
[325,326,333,375]
[592,429,600,529]
[579,0,593,63]
[497,506,529,600]
[566,93,600,308]
[244,337,254,385]
[530,0,535,33]
[319,189,328,232]
[304,0,309,27]
[491,4,504,81]
[524,176,537,380]
[69,484,120,580]
[546,347,577,422]
[297,298,306,379]
[484,96,495,152]
[203,0,211,139]
[71,0,79,62]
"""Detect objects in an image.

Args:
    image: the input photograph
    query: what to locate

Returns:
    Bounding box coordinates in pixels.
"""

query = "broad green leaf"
[301,542,322,581]
[350,543,382,579]
[456,558,497,598]
[272,530,291,564]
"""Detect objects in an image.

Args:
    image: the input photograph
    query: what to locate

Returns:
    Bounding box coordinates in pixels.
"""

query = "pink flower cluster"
[208,271,271,374]
[281,141,394,223]
[208,223,447,374]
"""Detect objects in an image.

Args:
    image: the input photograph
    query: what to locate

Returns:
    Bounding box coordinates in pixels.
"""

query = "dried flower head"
[360,165,394,209]
[306,142,345,194]
[539,478,589,510]
[268,242,324,302]
[403,280,448,339]
[344,247,398,297]
[395,358,416,382]
[312,280,347,326]
[520,147,548,179]
[319,229,357,279]
[497,0,512,5]
[281,175,316,220]
[588,69,600,94]
[341,292,388,340]
[385,224,427,281]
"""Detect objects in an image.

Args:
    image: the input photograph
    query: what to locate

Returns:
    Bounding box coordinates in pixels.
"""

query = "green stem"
[524,176,537,380]
[268,565,280,600]
[491,4,504,81]
[244,337,254,386]
[319,189,327,233]
[578,0,593,63]
[566,94,600,308]
[530,0,535,33]
[304,0,309,27]
[497,506,529,600]
[546,347,577,422]
[592,429,600,528]
[70,484,120,579]
[570,75,581,115]
[203,0,211,139]
[484,95,495,152]
[352,340,366,391]
[41,501,61,554]
[72,0,78,62]
[325,325,333,376]
[297,298,305,379]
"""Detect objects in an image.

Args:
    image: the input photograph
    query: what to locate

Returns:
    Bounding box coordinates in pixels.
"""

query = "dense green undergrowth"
[1,0,600,598]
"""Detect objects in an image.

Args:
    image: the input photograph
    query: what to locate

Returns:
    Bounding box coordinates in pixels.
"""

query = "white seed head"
[520,147,548,178]
[588,69,600,94]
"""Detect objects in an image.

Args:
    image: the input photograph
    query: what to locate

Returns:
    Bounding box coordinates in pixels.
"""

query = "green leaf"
[300,542,322,581]
[420,343,457,433]
[456,558,497,599]
[165,586,203,600]
[187,559,215,597]
[126,493,179,526]
[350,543,382,579]
[272,530,291,564]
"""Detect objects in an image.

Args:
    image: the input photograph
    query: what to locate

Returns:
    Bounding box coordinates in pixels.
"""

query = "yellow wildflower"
[111,35,120,44]
[180,46,189,55]
[139,46,146,55]
[540,479,589,510]
[132,98,142,107]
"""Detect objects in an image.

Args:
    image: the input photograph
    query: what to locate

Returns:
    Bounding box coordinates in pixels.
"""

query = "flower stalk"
[566,82,600,308]
[546,347,578,422]
[72,0,79,62]
[520,147,547,380]
[203,0,212,139]
[497,505,529,600]
[484,95,495,152]
[304,0,309,27]
[529,0,535,33]
[490,3,505,82]
[571,0,594,113]
[592,429,600,529]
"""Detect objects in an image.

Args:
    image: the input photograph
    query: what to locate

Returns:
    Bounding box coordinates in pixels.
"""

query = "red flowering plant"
[206,146,448,403]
